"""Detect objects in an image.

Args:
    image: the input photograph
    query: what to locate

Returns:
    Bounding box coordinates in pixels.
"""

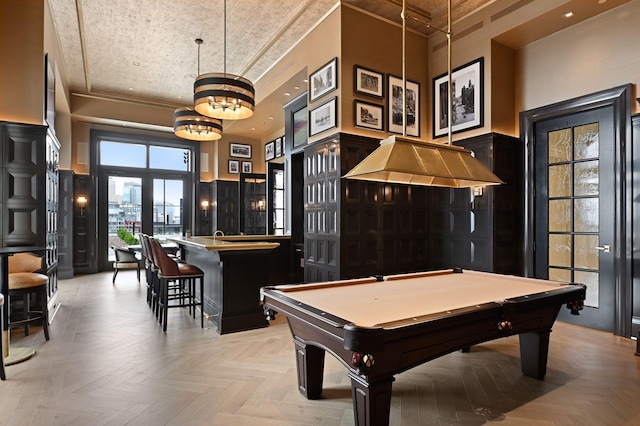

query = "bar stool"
[8,253,49,341]
[0,293,5,380]
[149,237,204,332]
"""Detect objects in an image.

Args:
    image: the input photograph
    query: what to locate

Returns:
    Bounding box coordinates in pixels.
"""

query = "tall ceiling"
[47,0,628,139]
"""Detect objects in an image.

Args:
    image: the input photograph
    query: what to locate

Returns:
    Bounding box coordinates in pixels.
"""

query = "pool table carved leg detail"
[518,329,551,380]
[349,373,395,426]
[294,340,325,399]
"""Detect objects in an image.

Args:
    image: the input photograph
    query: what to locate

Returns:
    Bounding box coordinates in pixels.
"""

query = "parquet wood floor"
[1,271,638,425]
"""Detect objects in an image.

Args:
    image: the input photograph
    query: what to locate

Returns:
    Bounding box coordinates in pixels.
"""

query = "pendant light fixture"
[174,39,223,141]
[344,0,503,188]
[193,0,255,120]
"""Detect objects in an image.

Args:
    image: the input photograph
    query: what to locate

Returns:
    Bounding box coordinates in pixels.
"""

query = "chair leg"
[200,276,204,329]
[41,286,49,341]
[0,302,5,381]
[112,269,118,284]
[136,266,140,282]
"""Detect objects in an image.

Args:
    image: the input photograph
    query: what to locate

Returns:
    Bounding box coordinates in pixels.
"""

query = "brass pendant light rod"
[402,0,407,137]
[447,0,453,146]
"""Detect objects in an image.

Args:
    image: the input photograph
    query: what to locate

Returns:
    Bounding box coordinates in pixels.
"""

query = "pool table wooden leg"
[518,329,551,380]
[294,339,325,399]
[349,373,394,426]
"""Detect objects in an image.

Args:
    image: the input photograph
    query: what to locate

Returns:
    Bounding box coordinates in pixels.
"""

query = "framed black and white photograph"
[230,142,252,158]
[433,57,484,138]
[228,159,239,174]
[275,137,283,157]
[265,141,275,161]
[388,75,420,137]
[242,161,253,174]
[309,57,338,103]
[309,97,337,137]
[354,65,383,98]
[354,100,384,131]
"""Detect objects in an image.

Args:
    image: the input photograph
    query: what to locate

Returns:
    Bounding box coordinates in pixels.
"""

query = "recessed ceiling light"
[268,116,274,120]
[133,62,140,66]
[129,87,134,91]
[303,79,308,83]
[147,80,152,83]
[251,127,256,131]
[284,92,291,96]
[598,0,607,4]
[294,86,300,90]
[564,11,574,18]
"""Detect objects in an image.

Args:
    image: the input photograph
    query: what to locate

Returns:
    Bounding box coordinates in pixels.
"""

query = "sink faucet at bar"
[213,230,224,241]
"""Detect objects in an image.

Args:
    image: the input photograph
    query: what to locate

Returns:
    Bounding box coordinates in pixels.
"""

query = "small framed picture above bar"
[265,141,275,161]
[242,161,253,174]
[230,142,252,158]
[388,75,420,137]
[309,97,337,137]
[354,65,383,98]
[354,100,384,131]
[228,159,239,174]
[309,57,338,103]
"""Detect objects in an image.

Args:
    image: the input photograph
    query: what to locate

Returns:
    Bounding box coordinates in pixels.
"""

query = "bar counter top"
[168,235,280,251]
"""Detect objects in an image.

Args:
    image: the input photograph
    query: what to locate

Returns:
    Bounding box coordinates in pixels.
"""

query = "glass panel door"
[108,176,142,261]
[153,178,184,239]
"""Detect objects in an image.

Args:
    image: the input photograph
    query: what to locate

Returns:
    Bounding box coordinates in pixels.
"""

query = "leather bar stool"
[8,253,49,341]
[0,293,5,380]
[149,237,204,332]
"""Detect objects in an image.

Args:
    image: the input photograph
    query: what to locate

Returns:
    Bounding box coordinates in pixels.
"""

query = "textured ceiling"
[47,0,628,138]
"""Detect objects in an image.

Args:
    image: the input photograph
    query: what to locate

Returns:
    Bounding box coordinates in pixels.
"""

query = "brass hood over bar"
[344,135,503,188]
[345,0,503,189]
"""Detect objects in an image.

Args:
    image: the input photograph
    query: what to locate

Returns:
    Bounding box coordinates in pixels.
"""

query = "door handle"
[595,244,610,253]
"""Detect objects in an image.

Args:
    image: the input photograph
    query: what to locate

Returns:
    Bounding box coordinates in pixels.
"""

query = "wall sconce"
[201,199,210,217]
[473,187,484,197]
[77,195,87,215]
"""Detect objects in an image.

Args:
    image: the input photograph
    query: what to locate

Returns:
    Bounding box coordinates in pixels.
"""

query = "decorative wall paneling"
[57,170,74,279]
[73,174,95,274]
[211,180,238,236]
[632,113,640,340]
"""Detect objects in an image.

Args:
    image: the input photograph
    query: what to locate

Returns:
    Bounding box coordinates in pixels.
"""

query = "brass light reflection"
[344,0,503,189]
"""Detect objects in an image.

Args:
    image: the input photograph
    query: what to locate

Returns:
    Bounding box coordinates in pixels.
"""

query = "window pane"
[549,267,572,283]
[549,164,571,198]
[149,146,190,171]
[574,160,599,196]
[548,128,571,164]
[574,234,599,270]
[549,199,571,232]
[549,234,571,267]
[575,270,599,308]
[574,198,598,232]
[101,141,146,167]
[574,122,599,160]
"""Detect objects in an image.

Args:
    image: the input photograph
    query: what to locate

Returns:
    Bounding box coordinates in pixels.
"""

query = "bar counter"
[169,236,282,334]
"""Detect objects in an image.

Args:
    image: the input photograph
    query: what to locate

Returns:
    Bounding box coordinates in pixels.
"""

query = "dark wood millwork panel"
[57,170,74,279]
[0,122,59,321]
[73,173,96,274]
[427,133,524,275]
[632,113,640,340]
[196,181,212,236]
[304,136,341,283]
[211,180,238,235]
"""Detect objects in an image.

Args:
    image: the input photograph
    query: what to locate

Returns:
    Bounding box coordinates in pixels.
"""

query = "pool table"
[260,269,586,426]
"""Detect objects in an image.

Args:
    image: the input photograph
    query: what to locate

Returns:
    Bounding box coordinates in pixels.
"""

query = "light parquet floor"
[1,272,639,425]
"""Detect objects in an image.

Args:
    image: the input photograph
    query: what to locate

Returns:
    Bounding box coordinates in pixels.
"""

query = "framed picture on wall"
[309,57,338,103]
[228,160,239,174]
[354,65,384,98]
[275,137,283,157]
[309,97,337,136]
[265,141,275,161]
[354,100,384,131]
[242,161,253,173]
[432,57,484,138]
[230,142,252,158]
[388,75,420,137]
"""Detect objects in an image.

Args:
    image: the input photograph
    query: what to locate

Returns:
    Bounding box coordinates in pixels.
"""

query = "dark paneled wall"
[212,180,239,235]
[73,173,95,274]
[57,170,74,279]
[632,114,640,339]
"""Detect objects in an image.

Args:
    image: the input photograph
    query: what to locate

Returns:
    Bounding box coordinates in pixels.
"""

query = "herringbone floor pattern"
[1,271,639,425]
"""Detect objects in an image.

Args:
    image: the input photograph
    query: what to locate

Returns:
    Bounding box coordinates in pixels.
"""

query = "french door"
[98,172,188,271]
[522,85,633,336]
[534,107,614,331]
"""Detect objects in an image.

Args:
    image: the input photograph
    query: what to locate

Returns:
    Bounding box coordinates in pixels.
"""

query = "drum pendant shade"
[173,107,223,141]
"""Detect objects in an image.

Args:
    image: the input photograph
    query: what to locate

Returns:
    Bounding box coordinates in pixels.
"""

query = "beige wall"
[516,0,639,115]
[340,6,429,140]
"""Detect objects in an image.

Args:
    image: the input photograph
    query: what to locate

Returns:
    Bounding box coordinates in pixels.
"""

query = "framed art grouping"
[354,100,384,131]
[228,159,239,174]
[309,57,338,103]
[265,141,275,161]
[388,75,420,137]
[230,142,252,158]
[354,65,383,98]
[432,57,484,138]
[309,97,337,136]
[275,137,283,157]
